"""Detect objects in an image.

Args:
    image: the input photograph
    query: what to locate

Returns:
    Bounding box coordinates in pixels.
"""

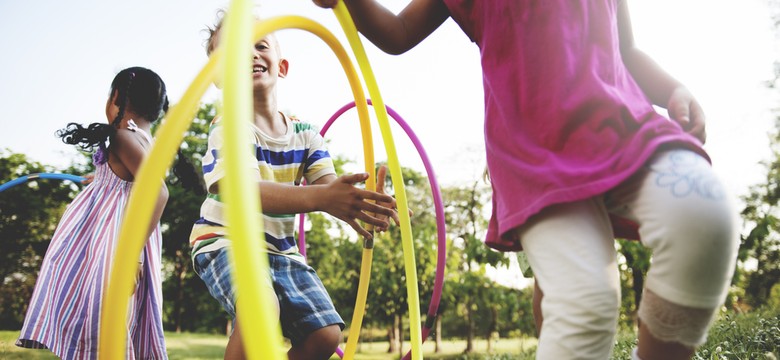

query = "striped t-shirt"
[190,113,335,262]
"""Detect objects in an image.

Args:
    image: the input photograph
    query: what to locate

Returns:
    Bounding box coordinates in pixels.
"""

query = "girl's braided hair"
[57,67,205,194]
[57,67,168,153]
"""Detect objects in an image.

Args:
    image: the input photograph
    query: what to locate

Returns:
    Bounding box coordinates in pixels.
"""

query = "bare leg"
[637,322,694,360]
[287,325,342,360]
[225,295,281,360]
[224,320,246,360]
[533,279,543,337]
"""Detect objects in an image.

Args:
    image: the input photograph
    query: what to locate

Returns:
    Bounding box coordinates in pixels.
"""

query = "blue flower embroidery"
[652,150,724,200]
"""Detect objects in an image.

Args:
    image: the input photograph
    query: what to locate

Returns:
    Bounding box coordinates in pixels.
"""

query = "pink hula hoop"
[298,100,446,359]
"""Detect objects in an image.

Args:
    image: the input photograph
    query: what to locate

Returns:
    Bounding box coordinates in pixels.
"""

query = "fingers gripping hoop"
[298,100,447,359]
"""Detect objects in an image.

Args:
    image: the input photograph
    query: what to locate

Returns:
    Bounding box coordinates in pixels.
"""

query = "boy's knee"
[298,325,341,359]
[316,325,342,350]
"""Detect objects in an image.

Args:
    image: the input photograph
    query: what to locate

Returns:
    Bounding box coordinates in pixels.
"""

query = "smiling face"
[207,25,288,92]
[250,35,288,90]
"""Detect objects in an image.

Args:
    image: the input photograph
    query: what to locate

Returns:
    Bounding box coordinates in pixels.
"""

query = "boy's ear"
[278,58,289,79]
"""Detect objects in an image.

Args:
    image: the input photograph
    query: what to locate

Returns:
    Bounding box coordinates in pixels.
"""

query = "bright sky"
[0,1,776,280]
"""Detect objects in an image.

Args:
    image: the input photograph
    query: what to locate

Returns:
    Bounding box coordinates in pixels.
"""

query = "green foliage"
[441,180,521,352]
[738,116,780,308]
[616,239,651,329]
[157,102,228,333]
[693,307,780,360]
[738,5,780,308]
[1,306,777,359]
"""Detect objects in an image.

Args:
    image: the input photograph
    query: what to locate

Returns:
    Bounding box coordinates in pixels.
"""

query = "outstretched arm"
[314,0,450,55]
[618,1,706,143]
[212,173,397,239]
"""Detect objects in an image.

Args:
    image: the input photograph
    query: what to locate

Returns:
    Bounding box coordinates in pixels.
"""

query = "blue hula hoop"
[0,173,86,193]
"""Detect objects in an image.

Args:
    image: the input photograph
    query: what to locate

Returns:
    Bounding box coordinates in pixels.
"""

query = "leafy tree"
[442,180,510,353]
[156,102,228,333]
[616,239,651,328]
[739,117,780,308]
[737,2,780,308]
[333,164,440,357]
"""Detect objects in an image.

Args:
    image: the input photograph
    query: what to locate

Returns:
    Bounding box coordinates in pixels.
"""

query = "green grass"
[0,331,535,360]
[2,308,776,359]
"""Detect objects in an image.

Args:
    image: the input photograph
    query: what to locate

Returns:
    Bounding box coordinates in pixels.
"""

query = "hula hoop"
[99,12,378,360]
[0,173,85,193]
[331,4,424,359]
[298,100,446,359]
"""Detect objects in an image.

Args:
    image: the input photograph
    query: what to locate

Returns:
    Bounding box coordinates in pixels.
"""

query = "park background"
[1,0,779,359]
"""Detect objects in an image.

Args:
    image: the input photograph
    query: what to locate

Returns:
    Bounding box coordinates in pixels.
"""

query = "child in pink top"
[314,1,739,359]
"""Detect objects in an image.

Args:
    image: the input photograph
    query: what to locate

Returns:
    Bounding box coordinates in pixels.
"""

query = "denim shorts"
[193,247,345,344]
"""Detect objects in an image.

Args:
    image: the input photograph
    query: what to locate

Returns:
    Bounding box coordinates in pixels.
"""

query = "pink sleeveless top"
[443,0,706,250]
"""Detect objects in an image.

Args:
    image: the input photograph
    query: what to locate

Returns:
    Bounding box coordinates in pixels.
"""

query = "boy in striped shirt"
[191,15,398,360]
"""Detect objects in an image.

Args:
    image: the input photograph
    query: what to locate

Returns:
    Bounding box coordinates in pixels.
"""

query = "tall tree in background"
[737,0,780,309]
[443,180,510,353]
[356,164,440,357]
[157,103,228,333]
[616,239,651,328]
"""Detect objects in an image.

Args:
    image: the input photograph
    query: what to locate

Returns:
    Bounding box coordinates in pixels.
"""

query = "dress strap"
[127,119,153,144]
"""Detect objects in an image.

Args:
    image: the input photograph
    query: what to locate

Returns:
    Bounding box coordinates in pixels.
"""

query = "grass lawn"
[0,330,535,360]
[1,308,777,360]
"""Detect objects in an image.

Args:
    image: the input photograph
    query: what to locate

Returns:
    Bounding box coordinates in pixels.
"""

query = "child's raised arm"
[313,0,450,55]
[617,1,706,143]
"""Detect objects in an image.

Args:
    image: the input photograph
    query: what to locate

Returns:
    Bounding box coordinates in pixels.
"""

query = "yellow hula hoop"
[332,2,424,359]
[219,2,282,359]
[98,11,377,360]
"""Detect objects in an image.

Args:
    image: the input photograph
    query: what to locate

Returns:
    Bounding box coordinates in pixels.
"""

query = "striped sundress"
[16,160,167,359]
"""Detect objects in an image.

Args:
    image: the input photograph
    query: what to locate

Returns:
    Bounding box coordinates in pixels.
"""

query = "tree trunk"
[387,319,398,353]
[398,314,405,359]
[464,302,474,353]
[174,249,187,333]
[434,315,442,353]
[622,250,645,327]
[487,307,498,353]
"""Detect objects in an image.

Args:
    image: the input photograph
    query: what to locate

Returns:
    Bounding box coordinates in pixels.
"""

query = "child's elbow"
[379,42,415,55]
[159,185,170,204]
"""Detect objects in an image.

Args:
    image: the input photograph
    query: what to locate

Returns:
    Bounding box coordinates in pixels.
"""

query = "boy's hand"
[312,0,338,8]
[667,86,706,144]
[320,172,397,239]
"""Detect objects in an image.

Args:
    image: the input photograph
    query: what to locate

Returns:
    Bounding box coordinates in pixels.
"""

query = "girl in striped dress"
[16,67,171,359]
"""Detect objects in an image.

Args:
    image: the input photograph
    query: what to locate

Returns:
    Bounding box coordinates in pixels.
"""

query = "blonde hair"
[204,9,281,56]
